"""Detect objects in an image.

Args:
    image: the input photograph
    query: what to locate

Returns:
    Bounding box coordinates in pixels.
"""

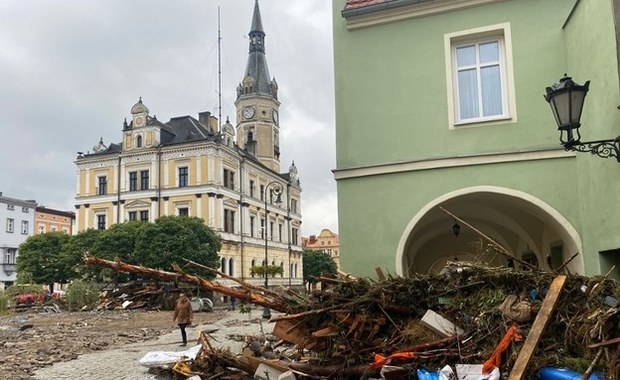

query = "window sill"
[452,115,514,129]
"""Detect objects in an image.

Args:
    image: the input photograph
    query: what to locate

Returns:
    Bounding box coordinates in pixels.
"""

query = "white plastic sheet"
[138,344,201,368]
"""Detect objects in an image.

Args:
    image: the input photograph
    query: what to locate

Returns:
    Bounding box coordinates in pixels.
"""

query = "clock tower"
[235,0,281,172]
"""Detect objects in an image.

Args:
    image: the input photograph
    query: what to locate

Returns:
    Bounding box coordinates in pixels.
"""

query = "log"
[84,257,288,312]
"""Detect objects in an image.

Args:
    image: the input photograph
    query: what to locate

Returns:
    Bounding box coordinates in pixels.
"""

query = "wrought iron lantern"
[545,74,620,161]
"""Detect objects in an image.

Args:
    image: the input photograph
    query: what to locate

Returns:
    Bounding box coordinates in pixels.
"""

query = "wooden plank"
[375,267,386,281]
[507,275,567,380]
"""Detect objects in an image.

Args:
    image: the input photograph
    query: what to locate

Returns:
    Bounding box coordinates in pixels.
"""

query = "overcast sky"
[0,0,338,236]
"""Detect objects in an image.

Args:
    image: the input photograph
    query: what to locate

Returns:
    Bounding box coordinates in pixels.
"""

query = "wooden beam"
[507,275,567,380]
[375,267,386,281]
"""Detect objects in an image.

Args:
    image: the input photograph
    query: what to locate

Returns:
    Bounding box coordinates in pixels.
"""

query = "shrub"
[0,292,10,313]
[66,280,100,311]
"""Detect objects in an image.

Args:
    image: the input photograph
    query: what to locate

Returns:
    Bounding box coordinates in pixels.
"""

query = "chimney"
[198,111,211,128]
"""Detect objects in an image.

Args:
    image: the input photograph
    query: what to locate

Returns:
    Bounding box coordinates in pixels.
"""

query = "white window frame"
[6,218,14,233]
[444,23,517,129]
[21,220,29,235]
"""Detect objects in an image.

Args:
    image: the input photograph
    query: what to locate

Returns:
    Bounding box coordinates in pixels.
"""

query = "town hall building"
[74,1,303,287]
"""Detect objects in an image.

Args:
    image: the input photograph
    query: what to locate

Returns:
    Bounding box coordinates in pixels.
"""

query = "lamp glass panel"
[570,91,585,124]
[551,91,570,127]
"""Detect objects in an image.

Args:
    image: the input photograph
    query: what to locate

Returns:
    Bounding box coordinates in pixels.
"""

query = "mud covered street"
[0,308,227,380]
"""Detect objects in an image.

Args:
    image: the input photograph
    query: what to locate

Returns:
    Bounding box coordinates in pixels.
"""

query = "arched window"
[280,262,284,277]
[221,258,227,274]
[228,258,234,276]
[290,263,294,278]
[136,135,142,148]
[251,259,256,277]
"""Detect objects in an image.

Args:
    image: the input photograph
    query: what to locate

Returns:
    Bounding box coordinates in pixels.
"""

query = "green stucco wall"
[333,0,620,277]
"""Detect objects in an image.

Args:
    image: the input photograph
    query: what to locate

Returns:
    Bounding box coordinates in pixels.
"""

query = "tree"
[134,216,221,279]
[302,249,338,287]
[62,228,103,281]
[16,232,72,291]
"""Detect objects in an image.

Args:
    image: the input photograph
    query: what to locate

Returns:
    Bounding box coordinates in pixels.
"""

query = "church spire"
[238,0,274,98]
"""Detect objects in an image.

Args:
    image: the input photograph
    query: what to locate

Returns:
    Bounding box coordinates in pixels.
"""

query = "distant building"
[302,229,340,269]
[35,207,75,235]
[0,193,36,289]
[74,1,303,287]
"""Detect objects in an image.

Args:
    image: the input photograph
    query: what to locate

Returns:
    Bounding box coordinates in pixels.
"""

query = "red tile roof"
[345,0,389,10]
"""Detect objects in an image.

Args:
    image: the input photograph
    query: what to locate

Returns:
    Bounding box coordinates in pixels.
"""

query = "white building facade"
[0,193,36,289]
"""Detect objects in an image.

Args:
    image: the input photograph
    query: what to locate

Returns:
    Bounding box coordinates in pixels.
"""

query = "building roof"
[36,206,75,219]
[0,193,37,208]
[344,0,389,10]
[241,0,273,97]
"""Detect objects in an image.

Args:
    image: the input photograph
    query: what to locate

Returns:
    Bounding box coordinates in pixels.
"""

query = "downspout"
[116,156,121,223]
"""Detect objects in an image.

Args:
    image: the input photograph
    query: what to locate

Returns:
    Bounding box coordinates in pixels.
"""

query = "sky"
[0,0,338,236]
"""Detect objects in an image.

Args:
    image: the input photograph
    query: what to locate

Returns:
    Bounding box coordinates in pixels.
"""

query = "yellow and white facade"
[74,1,303,287]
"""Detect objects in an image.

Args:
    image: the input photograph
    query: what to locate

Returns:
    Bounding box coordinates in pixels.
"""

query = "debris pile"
[85,257,620,379]
[95,283,189,311]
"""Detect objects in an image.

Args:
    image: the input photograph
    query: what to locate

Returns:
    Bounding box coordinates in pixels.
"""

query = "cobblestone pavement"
[34,308,275,380]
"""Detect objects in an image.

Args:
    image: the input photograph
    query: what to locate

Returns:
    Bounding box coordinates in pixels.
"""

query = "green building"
[332,0,620,277]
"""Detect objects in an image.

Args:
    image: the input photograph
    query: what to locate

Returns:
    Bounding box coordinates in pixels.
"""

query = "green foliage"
[302,249,338,285]
[5,283,45,296]
[16,232,72,287]
[13,217,221,286]
[250,265,283,277]
[65,279,100,311]
[0,292,9,313]
[134,216,221,278]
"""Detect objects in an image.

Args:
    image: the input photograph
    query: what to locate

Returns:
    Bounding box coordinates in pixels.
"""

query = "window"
[140,170,149,190]
[98,176,107,195]
[228,258,234,276]
[290,199,298,213]
[97,215,106,230]
[5,248,16,264]
[261,218,265,239]
[51,225,57,232]
[128,211,137,221]
[278,223,283,242]
[292,227,299,245]
[38,224,45,233]
[178,167,188,187]
[6,218,14,233]
[140,210,149,222]
[250,216,255,237]
[270,221,274,241]
[249,180,255,197]
[445,23,516,127]
[129,172,138,191]
[22,207,29,213]
[224,209,235,233]
[223,169,235,190]
[136,135,142,148]
[6,204,14,210]
[21,221,29,234]
[260,185,265,201]
[178,207,189,217]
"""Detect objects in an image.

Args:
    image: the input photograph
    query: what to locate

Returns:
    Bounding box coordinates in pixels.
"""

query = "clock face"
[272,109,279,123]
[135,116,144,126]
[242,106,255,119]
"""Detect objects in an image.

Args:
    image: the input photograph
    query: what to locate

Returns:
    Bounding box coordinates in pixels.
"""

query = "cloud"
[0,0,338,236]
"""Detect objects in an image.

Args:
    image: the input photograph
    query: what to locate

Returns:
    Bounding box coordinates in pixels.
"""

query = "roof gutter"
[341,0,431,18]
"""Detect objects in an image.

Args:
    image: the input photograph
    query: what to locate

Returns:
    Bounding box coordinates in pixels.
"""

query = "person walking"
[173,293,193,347]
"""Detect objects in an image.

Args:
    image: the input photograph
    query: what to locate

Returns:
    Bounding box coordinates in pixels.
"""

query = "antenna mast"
[217,6,222,132]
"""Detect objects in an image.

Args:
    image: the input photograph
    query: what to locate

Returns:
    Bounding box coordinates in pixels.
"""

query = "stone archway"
[395,186,583,276]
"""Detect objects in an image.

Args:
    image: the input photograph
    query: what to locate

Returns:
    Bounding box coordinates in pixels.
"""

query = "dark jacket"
[173,296,193,325]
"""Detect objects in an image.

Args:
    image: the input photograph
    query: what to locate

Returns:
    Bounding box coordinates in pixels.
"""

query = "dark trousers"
[178,323,189,344]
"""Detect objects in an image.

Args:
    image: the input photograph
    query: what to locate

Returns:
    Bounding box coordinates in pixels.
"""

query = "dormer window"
[136,135,143,148]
